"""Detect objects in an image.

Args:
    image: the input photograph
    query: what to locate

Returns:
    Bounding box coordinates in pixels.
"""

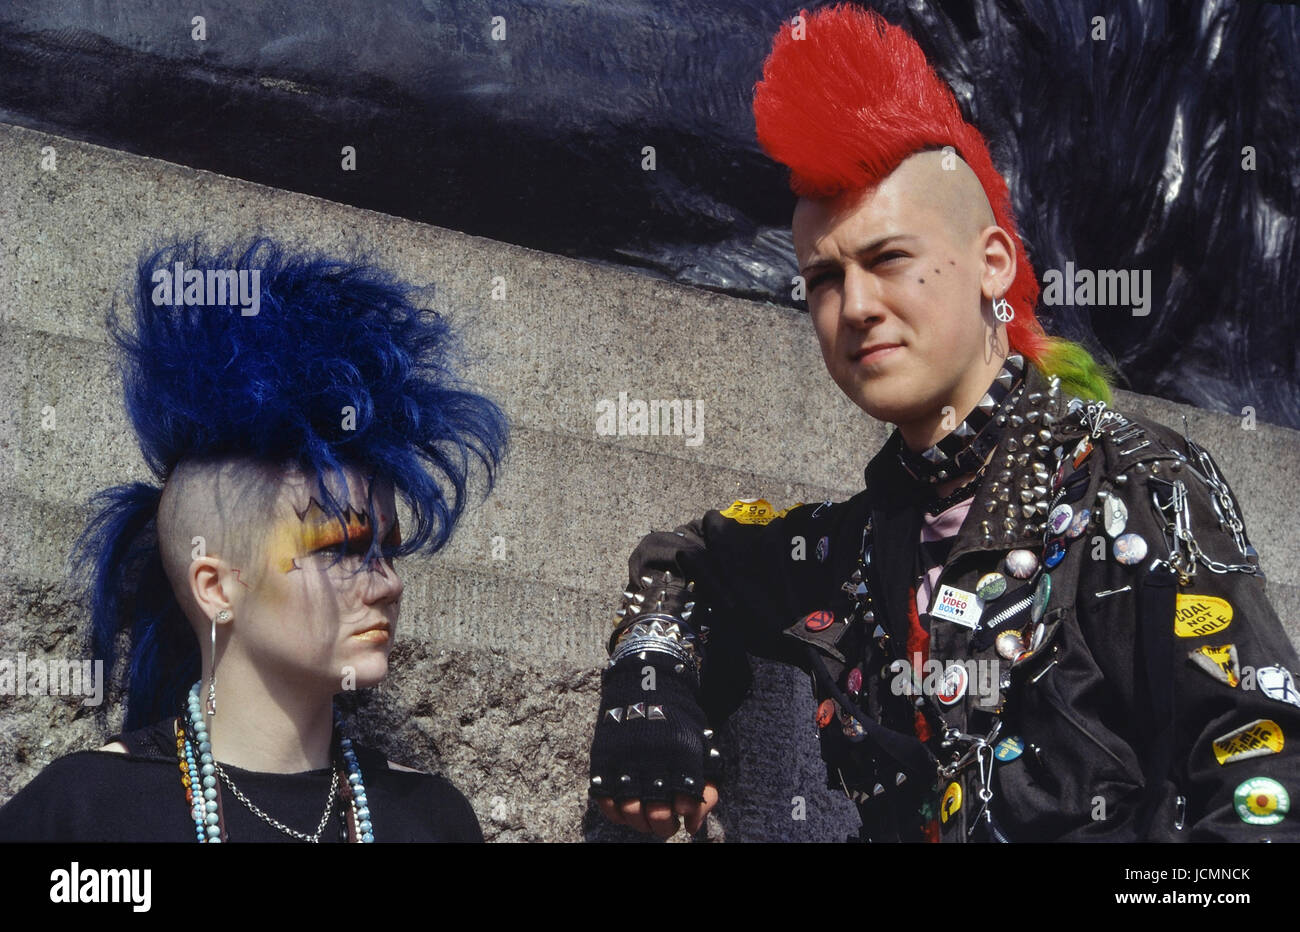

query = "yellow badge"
[1212,719,1284,765]
[1189,643,1240,687]
[721,499,783,525]
[1174,594,1233,638]
[940,781,962,824]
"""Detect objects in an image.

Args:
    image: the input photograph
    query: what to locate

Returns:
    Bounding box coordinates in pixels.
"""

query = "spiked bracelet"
[609,614,699,672]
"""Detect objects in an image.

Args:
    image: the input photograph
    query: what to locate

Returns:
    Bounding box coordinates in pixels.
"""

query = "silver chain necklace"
[214,760,341,843]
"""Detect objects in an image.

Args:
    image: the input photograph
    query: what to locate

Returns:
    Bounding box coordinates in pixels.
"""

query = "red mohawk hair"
[754,5,1048,363]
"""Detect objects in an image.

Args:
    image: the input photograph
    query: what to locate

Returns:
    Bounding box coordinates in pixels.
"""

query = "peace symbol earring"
[209,609,231,716]
[993,296,1015,323]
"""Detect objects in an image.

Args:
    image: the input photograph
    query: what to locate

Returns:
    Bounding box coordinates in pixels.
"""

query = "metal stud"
[591,776,602,786]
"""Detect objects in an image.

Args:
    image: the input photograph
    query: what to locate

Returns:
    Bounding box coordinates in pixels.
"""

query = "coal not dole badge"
[930,584,982,629]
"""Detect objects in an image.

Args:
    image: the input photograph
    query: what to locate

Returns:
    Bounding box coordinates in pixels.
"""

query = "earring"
[993,296,1015,323]
[209,609,231,716]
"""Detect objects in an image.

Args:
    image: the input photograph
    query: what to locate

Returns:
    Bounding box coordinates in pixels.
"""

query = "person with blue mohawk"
[0,238,508,842]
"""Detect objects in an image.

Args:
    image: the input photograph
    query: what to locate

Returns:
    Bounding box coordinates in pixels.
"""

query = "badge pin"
[1072,437,1094,469]
[1188,644,1240,688]
[816,535,830,563]
[1048,504,1074,536]
[996,629,1026,662]
[940,781,963,824]
[1174,593,1234,638]
[1233,777,1290,826]
[1257,666,1300,709]
[1067,507,1091,539]
[1212,719,1284,765]
[815,698,835,729]
[1101,492,1128,537]
[976,572,1008,601]
[1031,572,1053,623]
[994,735,1025,762]
[1044,540,1066,569]
[845,666,864,696]
[1005,549,1039,579]
[931,584,983,629]
[937,663,969,705]
[804,609,835,632]
[1112,532,1147,565]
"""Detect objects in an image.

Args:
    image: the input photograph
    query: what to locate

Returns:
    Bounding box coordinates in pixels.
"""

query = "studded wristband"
[609,614,699,672]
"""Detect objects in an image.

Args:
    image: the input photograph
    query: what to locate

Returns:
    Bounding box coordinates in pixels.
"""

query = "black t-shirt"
[0,719,482,843]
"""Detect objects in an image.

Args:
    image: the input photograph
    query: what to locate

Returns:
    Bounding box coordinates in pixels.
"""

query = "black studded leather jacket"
[619,364,1300,842]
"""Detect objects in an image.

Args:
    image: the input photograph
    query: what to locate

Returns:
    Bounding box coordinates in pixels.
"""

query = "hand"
[596,784,720,838]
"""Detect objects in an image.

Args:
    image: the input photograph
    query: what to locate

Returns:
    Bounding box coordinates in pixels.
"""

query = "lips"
[351,622,391,644]
[853,342,903,364]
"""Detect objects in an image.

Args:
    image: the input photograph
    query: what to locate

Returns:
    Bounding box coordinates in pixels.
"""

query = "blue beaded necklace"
[178,682,373,842]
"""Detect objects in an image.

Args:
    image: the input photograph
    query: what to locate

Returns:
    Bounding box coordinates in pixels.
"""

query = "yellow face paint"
[265,498,376,573]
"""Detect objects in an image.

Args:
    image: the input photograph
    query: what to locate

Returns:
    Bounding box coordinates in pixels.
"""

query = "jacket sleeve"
[618,498,842,718]
[1080,427,1300,841]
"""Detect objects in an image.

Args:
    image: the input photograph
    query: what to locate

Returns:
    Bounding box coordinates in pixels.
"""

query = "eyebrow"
[800,234,920,276]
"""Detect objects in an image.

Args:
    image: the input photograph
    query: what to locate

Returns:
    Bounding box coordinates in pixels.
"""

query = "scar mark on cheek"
[231,568,253,589]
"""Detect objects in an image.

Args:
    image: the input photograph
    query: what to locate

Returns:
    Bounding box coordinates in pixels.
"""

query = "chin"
[842,382,920,426]
[339,654,390,692]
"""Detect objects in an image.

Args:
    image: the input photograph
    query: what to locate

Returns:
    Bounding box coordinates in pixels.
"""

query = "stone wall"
[2,123,1297,841]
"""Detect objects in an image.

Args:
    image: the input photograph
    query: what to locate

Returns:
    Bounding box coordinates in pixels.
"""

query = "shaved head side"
[156,457,284,624]
[824,150,997,254]
[899,150,996,250]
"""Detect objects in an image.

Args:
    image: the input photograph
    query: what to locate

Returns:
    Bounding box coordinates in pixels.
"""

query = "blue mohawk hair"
[77,237,509,728]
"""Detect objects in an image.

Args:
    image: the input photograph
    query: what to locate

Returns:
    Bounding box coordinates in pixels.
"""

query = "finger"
[597,797,623,826]
[644,801,681,839]
[618,797,652,834]
[680,784,720,835]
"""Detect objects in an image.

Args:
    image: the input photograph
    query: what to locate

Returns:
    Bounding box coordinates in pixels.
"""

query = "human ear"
[190,557,235,621]
[977,225,1017,302]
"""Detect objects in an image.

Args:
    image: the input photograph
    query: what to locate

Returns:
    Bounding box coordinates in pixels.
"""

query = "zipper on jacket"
[981,596,1032,631]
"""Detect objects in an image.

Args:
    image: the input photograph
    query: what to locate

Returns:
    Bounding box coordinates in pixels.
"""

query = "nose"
[363,554,403,605]
[840,264,886,329]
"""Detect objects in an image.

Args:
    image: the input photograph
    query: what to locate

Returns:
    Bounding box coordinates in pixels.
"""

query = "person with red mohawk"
[588,5,1299,842]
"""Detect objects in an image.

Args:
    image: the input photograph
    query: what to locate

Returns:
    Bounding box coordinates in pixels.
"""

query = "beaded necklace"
[175,682,374,842]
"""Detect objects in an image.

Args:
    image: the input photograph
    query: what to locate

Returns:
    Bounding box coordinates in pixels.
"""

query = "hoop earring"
[993,296,1015,323]
[209,609,231,716]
